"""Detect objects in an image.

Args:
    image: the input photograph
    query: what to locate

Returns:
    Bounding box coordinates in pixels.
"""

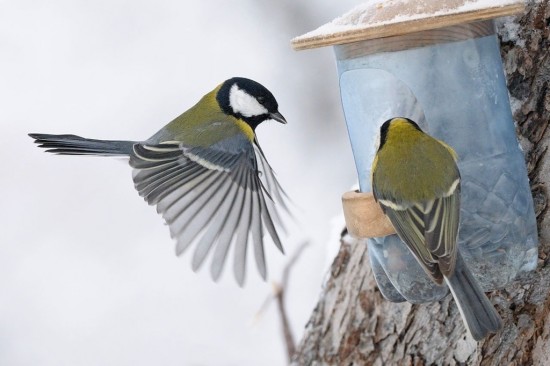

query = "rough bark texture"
[293,1,550,365]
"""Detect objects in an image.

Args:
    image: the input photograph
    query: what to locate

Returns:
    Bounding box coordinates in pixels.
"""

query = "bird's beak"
[270,111,287,124]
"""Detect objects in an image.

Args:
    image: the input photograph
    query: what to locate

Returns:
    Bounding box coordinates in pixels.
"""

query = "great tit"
[371,117,502,341]
[29,77,288,286]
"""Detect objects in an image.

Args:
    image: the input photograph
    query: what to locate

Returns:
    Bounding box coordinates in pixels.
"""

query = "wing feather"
[169,172,232,251]
[210,161,249,280]
[254,142,290,210]
[129,135,286,283]
[379,184,460,283]
[384,205,442,283]
[424,189,460,276]
[233,172,253,285]
[191,158,249,271]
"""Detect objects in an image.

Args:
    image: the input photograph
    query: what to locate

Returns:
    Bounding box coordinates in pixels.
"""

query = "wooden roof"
[291,0,524,50]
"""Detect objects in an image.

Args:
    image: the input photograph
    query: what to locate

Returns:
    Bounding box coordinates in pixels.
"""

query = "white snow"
[496,16,526,47]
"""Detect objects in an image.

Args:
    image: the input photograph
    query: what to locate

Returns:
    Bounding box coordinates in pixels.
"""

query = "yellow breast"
[235,119,255,141]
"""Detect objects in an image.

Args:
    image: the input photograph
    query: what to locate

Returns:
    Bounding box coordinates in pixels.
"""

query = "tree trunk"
[293,1,550,364]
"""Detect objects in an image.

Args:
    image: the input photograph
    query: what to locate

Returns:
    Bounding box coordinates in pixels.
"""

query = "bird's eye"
[257,96,265,104]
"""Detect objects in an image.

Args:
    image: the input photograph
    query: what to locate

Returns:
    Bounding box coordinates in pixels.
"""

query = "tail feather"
[445,252,503,341]
[29,133,135,156]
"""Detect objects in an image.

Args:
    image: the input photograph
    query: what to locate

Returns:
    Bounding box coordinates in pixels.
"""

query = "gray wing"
[381,187,460,284]
[383,202,443,283]
[129,135,285,285]
[423,188,460,277]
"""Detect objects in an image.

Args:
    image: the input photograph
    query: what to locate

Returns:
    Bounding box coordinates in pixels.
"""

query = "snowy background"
[0,1,359,365]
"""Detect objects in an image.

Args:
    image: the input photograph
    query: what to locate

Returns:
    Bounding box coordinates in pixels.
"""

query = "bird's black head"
[217,77,286,130]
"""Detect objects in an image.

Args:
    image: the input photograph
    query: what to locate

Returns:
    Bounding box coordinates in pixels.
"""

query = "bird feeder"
[292,0,537,303]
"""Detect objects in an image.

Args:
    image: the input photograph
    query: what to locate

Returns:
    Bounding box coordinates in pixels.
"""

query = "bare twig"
[255,241,310,364]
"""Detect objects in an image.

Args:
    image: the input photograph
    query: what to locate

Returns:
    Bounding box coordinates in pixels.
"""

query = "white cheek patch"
[229,84,268,117]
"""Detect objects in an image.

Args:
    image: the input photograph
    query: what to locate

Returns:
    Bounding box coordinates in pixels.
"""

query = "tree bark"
[293,1,550,365]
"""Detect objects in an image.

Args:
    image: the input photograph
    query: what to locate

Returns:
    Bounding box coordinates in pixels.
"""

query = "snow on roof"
[292,0,524,50]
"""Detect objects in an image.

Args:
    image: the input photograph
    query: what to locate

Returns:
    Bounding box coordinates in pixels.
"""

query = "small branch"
[281,240,310,290]
[255,241,310,364]
[276,241,309,363]
[274,282,296,362]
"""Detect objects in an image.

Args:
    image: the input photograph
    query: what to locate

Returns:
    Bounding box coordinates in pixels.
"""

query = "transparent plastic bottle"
[335,21,538,303]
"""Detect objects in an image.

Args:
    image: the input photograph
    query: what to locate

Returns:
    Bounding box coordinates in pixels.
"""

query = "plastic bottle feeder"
[292,0,537,303]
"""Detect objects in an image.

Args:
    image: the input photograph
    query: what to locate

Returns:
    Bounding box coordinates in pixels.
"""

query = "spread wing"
[129,134,286,285]
[377,185,460,284]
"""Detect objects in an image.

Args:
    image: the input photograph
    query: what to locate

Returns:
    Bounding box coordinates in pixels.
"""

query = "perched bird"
[29,77,288,285]
[371,117,502,341]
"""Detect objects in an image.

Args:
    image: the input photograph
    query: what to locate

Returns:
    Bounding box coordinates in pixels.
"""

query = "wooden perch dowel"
[341,190,396,238]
